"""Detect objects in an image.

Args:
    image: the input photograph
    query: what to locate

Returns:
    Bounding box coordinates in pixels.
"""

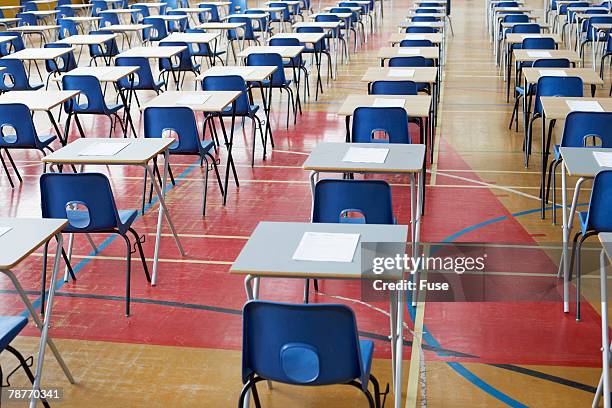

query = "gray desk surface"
[303,142,425,173]
[0,218,67,270]
[600,233,612,262]
[560,147,612,177]
[230,221,409,279]
[42,138,174,165]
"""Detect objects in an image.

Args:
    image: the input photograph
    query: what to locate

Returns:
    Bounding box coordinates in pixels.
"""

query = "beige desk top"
[292,21,342,29]
[238,45,304,58]
[361,67,438,84]
[42,138,175,165]
[505,33,562,45]
[57,33,117,45]
[522,67,604,85]
[270,32,326,43]
[1,47,73,61]
[54,66,139,83]
[540,97,612,119]
[389,32,443,44]
[195,22,245,29]
[337,94,432,118]
[513,49,580,62]
[117,45,187,59]
[99,23,152,32]
[140,90,242,112]
[161,32,220,43]
[0,90,79,111]
[8,25,59,33]
[196,65,277,82]
[378,46,439,60]
[0,218,67,270]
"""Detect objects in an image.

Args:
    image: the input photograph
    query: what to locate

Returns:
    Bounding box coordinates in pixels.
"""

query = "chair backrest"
[0,103,40,148]
[23,1,38,11]
[199,3,220,22]
[560,1,589,14]
[399,39,434,47]
[0,59,33,91]
[586,16,612,39]
[201,75,252,115]
[511,23,541,34]
[242,301,368,387]
[244,9,270,31]
[115,56,156,89]
[503,13,529,23]
[0,32,24,56]
[496,1,519,7]
[130,4,150,23]
[370,80,418,95]
[100,12,120,27]
[246,52,287,86]
[143,16,169,41]
[87,29,120,58]
[230,0,248,13]
[58,18,78,40]
[228,16,255,40]
[389,56,433,67]
[412,15,438,22]
[56,5,75,19]
[584,170,612,231]
[16,12,37,26]
[269,37,302,64]
[158,41,194,71]
[352,107,411,144]
[143,106,202,153]
[405,26,438,33]
[40,173,122,233]
[268,2,291,20]
[521,37,556,49]
[296,26,327,50]
[532,58,570,68]
[561,112,612,148]
[167,10,189,31]
[312,179,395,224]
[92,0,108,17]
[44,43,77,73]
[62,75,108,113]
[534,76,583,113]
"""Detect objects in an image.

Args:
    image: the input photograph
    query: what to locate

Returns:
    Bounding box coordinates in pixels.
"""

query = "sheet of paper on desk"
[593,151,612,168]
[539,69,566,76]
[398,48,419,55]
[405,35,425,40]
[372,98,405,108]
[0,226,12,238]
[388,69,415,77]
[177,94,211,105]
[343,146,389,163]
[528,51,551,58]
[292,232,360,263]
[222,68,253,76]
[78,141,130,156]
[566,100,604,112]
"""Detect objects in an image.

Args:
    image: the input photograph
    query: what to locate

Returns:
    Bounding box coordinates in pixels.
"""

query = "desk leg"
[46,111,66,146]
[345,115,351,142]
[28,233,74,407]
[146,152,186,286]
[597,248,611,408]
[541,113,547,219]
[561,161,569,312]
[309,171,318,219]
[389,289,398,404]
[117,82,137,138]
[223,102,238,205]
[394,287,404,408]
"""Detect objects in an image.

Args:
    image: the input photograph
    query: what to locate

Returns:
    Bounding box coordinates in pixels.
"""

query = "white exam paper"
[78,141,130,156]
[539,69,566,77]
[292,232,360,263]
[566,100,604,112]
[177,94,211,105]
[343,146,389,163]
[372,98,406,108]
[398,48,419,55]
[388,69,415,77]
[594,151,612,168]
[527,51,551,58]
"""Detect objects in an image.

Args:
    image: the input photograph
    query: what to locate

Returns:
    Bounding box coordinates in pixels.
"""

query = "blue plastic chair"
[201,75,265,166]
[56,5,75,19]
[352,106,411,144]
[92,0,108,17]
[116,56,165,107]
[580,16,612,62]
[16,12,38,26]
[185,28,225,66]
[370,80,418,95]
[245,9,271,37]
[58,18,78,40]
[315,14,349,58]
[130,4,150,23]
[40,172,150,316]
[62,74,126,138]
[0,32,25,57]
[100,12,120,27]
[570,168,612,320]
[167,10,189,32]
[547,112,612,224]
[412,15,439,22]
[388,56,433,93]
[313,179,395,224]
[198,3,221,22]
[270,37,309,100]
[0,316,52,407]
[514,37,557,88]
[296,26,332,84]
[509,58,571,131]
[405,26,439,33]
[143,106,223,215]
[87,30,120,66]
[330,7,362,50]
[43,43,77,88]
[227,16,260,54]
[0,103,55,187]
[399,39,434,47]
[158,41,200,88]
[0,58,43,92]
[240,301,385,408]
[143,16,169,43]
[524,76,584,166]
[267,2,292,26]
[247,52,298,128]
[23,1,37,11]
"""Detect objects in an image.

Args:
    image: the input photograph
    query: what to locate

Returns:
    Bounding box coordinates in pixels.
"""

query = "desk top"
[2,47,73,61]
[230,221,409,279]
[140,90,242,112]
[292,21,342,28]
[378,46,439,60]
[54,66,138,83]
[0,218,67,270]
[388,32,443,44]
[195,22,245,29]
[560,146,611,177]
[117,45,187,58]
[303,142,425,173]
[43,138,175,165]
[238,45,304,58]
[361,67,438,83]
[270,32,326,43]
[161,32,220,43]
[0,90,79,111]
[57,33,117,45]
[522,67,604,85]
[337,94,432,118]
[99,23,152,32]
[505,33,562,44]
[513,49,580,62]
[540,96,612,119]
[8,25,59,33]
[197,65,277,82]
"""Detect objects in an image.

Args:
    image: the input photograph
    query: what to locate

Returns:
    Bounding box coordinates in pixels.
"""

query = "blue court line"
[408,204,587,407]
[24,158,204,316]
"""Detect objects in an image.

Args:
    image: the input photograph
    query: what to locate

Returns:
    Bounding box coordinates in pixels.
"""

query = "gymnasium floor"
[1,0,611,406]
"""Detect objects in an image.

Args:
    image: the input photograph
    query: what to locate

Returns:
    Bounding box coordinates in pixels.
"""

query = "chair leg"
[201,154,210,216]
[0,149,15,188]
[120,233,132,316]
[237,376,264,408]
[4,149,22,184]
[5,346,51,408]
[369,374,389,408]
[575,231,598,321]
[41,241,49,316]
[347,380,376,408]
[250,116,257,167]
[127,227,150,282]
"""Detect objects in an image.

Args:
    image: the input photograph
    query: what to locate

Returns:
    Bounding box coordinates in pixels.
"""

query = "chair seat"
[0,316,27,352]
